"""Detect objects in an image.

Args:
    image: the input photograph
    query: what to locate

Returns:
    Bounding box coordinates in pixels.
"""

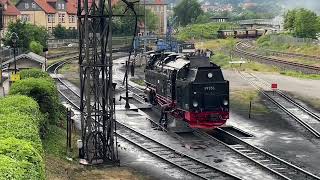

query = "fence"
[48,37,132,49]
[0,47,23,63]
[269,35,319,46]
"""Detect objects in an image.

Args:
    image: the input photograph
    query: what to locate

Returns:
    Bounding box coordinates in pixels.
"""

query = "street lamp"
[43,47,48,71]
[10,32,18,74]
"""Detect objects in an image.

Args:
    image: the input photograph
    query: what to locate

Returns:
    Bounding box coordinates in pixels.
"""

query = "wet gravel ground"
[58,56,320,179]
[223,69,320,177]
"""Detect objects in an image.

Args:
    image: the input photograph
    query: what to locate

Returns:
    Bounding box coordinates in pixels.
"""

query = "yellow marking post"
[10,73,20,82]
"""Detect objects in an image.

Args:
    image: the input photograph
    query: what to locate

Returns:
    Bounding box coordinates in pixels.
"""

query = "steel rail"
[240,41,320,61]
[249,73,320,122]
[237,70,320,138]
[50,61,242,180]
[234,42,320,72]
[199,128,320,180]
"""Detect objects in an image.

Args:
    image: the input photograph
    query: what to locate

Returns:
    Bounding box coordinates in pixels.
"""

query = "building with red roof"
[15,0,77,33]
[0,0,20,36]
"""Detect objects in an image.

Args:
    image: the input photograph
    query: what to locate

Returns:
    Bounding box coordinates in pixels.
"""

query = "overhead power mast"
[77,0,118,164]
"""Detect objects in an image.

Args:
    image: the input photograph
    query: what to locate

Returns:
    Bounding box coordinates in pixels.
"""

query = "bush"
[0,95,45,180]
[0,113,42,152]
[177,22,238,41]
[0,155,30,180]
[29,41,43,55]
[0,138,45,179]
[20,68,50,80]
[0,95,44,126]
[9,78,60,124]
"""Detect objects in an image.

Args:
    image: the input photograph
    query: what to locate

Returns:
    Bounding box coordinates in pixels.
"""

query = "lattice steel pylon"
[77,0,118,164]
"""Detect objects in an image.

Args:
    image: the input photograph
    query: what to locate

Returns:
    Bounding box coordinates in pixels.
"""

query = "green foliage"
[0,138,45,179]
[3,20,48,51]
[0,113,42,151]
[0,95,43,125]
[283,8,319,38]
[53,24,78,39]
[284,9,297,31]
[0,155,29,180]
[20,68,50,80]
[174,0,203,26]
[112,3,159,35]
[29,41,43,55]
[42,125,68,157]
[177,22,237,41]
[256,35,271,47]
[0,95,46,179]
[9,78,60,124]
[195,13,211,24]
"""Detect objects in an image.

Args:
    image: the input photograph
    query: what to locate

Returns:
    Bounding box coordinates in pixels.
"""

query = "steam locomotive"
[145,52,229,129]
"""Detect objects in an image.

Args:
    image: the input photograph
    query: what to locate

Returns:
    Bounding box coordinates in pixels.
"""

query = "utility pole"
[144,0,146,54]
[78,0,119,165]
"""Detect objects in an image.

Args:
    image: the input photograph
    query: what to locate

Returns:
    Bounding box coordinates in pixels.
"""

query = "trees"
[53,24,78,39]
[112,3,159,36]
[29,41,43,55]
[53,24,67,39]
[284,9,297,32]
[3,20,48,51]
[174,0,203,26]
[283,8,319,38]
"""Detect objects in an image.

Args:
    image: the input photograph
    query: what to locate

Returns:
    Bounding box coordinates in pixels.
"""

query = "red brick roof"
[34,0,56,13]
[0,0,20,16]
[66,0,77,14]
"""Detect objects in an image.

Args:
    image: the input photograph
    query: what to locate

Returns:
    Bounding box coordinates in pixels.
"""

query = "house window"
[61,3,64,9]
[57,3,61,9]
[48,14,55,23]
[59,13,65,23]
[21,14,30,22]
[31,2,36,8]
[69,15,75,23]
[25,3,29,9]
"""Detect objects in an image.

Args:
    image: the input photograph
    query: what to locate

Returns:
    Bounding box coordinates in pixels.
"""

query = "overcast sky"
[280,0,320,12]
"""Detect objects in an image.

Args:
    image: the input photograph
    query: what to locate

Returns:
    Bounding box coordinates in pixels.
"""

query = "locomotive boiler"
[145,52,229,129]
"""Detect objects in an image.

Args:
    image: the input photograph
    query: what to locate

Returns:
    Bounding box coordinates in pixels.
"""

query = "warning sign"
[271,83,277,90]
[10,73,20,82]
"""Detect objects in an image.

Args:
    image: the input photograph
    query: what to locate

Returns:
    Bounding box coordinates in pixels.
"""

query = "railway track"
[237,70,320,138]
[234,42,320,74]
[48,55,320,180]
[198,129,320,180]
[240,41,320,61]
[124,72,320,180]
[48,60,241,180]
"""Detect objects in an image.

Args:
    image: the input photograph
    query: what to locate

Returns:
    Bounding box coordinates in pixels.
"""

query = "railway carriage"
[145,52,229,129]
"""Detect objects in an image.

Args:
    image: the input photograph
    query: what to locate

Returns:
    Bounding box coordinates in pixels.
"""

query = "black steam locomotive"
[145,52,229,129]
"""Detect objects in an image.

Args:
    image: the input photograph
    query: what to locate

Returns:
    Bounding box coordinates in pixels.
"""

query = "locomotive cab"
[145,53,229,129]
[175,59,229,128]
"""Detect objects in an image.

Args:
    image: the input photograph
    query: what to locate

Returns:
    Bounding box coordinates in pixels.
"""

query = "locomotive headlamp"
[193,101,199,107]
[208,73,213,78]
[223,100,229,106]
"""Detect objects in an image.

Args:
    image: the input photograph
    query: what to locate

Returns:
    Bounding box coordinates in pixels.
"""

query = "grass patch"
[177,23,238,41]
[47,55,78,66]
[59,63,79,74]
[200,38,320,80]
[131,78,145,86]
[43,124,151,179]
[257,35,320,56]
[195,39,236,50]
[280,70,320,80]
[231,89,270,117]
